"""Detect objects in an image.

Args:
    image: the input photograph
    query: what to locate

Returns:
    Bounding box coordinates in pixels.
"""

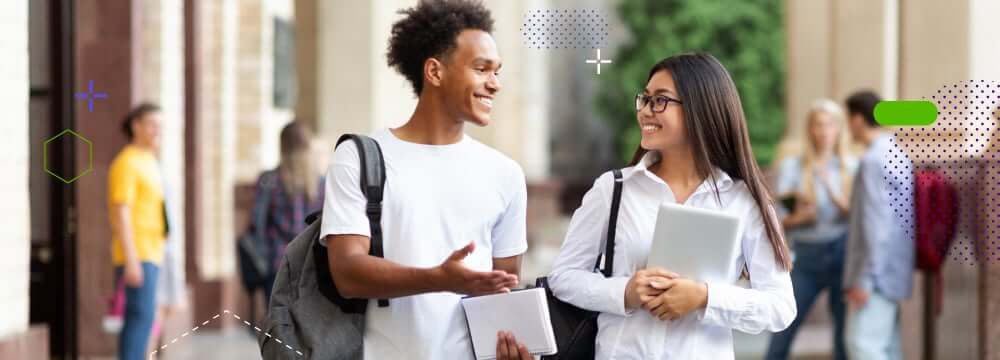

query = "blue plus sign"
[75,80,108,112]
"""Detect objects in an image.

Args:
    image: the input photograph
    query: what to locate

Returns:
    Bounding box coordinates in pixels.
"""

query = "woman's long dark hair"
[630,53,792,270]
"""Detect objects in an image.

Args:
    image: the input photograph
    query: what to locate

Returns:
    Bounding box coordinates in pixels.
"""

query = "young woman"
[108,103,166,360]
[249,121,326,303]
[765,100,857,360]
[547,53,796,359]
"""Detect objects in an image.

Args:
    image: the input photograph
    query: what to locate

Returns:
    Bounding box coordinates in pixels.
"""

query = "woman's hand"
[625,267,679,310]
[124,261,144,288]
[818,168,850,215]
[844,287,869,311]
[784,198,817,228]
[640,278,709,320]
[496,331,535,360]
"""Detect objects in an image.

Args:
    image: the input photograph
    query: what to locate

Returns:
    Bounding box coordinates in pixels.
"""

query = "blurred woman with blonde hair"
[765,99,857,360]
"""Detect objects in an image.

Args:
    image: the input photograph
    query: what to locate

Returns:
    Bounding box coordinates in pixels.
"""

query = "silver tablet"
[646,203,742,283]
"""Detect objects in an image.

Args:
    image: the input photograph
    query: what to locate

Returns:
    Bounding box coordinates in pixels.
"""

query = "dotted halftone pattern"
[890,80,1000,265]
[883,136,916,259]
[520,9,609,49]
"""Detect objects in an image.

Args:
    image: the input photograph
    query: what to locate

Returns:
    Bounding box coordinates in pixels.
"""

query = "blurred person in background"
[249,120,326,304]
[765,99,857,360]
[842,90,914,360]
[108,103,167,360]
[148,174,187,356]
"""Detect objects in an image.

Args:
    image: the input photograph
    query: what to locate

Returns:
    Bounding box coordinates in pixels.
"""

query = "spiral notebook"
[461,288,558,360]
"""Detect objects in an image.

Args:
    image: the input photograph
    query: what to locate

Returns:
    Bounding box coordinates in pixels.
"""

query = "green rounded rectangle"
[874,100,938,126]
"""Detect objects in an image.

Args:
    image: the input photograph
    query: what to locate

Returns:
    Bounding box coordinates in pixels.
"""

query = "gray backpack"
[259,134,388,360]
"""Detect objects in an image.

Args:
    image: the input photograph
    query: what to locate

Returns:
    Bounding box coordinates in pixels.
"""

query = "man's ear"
[424,57,445,89]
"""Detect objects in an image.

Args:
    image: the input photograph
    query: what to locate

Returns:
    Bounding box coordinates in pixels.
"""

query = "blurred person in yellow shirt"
[107,103,166,360]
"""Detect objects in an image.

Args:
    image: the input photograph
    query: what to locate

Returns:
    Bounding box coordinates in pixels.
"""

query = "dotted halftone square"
[520,9,609,49]
[889,80,1000,265]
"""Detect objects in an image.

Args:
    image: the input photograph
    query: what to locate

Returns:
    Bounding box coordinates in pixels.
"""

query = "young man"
[842,90,915,360]
[108,103,167,360]
[320,1,531,359]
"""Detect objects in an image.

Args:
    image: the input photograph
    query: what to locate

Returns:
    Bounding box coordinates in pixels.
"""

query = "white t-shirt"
[319,128,528,359]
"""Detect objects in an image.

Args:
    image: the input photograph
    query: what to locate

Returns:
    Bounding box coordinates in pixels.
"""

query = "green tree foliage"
[596,0,785,166]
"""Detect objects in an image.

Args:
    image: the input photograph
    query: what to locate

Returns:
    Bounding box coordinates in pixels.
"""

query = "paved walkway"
[141,325,832,360]
[157,330,261,360]
[735,325,833,360]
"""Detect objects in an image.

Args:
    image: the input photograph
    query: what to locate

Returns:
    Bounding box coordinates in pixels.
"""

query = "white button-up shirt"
[548,151,796,359]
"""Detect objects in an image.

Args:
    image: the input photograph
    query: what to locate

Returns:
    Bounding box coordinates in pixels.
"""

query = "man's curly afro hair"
[386,0,494,96]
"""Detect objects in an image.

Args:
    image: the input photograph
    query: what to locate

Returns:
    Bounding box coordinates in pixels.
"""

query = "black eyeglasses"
[635,93,683,113]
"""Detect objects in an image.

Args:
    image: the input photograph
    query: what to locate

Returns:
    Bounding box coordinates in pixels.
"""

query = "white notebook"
[461,288,558,360]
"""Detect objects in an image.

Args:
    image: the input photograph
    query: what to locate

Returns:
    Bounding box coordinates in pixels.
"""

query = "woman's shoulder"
[110,146,151,173]
[255,169,281,189]
[579,169,625,204]
[592,166,633,189]
[777,156,803,172]
[726,178,754,201]
[772,156,804,188]
[595,168,618,182]
[109,148,132,170]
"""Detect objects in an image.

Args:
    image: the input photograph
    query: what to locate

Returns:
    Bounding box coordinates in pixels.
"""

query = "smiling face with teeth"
[435,30,502,127]
[637,70,688,153]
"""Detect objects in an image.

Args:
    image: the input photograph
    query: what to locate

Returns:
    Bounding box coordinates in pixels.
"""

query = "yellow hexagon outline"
[44,129,93,184]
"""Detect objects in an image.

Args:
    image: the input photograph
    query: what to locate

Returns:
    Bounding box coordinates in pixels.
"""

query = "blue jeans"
[116,262,160,360]
[765,236,847,360]
[845,290,902,360]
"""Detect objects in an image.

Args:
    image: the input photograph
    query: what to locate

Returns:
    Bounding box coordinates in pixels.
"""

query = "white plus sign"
[585,48,613,75]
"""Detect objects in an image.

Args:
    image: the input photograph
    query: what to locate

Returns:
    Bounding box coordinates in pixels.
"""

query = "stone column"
[782,0,835,157]
[235,0,266,182]
[74,0,139,355]
[981,156,1000,360]
[294,0,319,130]
[196,0,238,281]
[183,0,241,330]
[137,0,190,342]
[984,126,1000,360]
[474,0,550,181]
[968,1,1000,358]
[234,0,295,183]
[310,0,381,139]
[0,0,30,343]
[309,0,420,137]
[781,0,899,159]
[830,0,899,101]
[138,0,187,300]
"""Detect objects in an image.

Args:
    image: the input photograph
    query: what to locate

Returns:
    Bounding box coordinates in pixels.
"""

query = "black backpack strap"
[596,169,624,277]
[335,134,390,308]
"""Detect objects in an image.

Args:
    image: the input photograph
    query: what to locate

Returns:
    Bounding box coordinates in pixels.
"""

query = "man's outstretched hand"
[432,242,519,296]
